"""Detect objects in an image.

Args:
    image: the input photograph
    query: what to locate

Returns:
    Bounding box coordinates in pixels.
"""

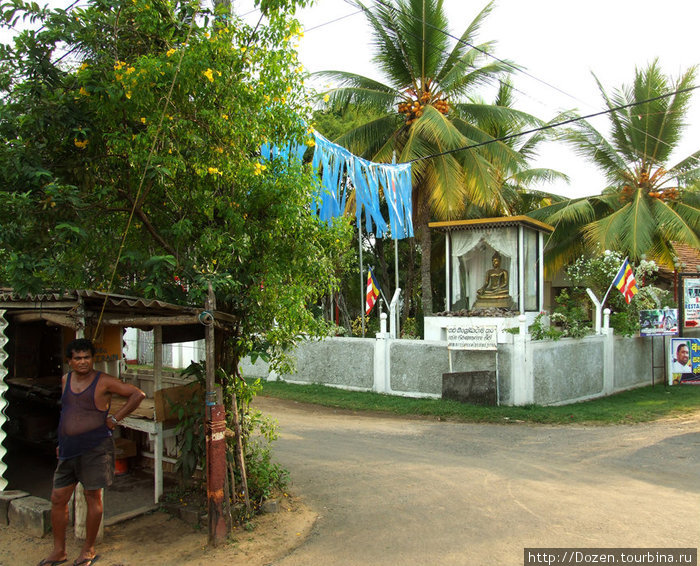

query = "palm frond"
[332,114,405,159]
[437,0,496,82]
[562,118,631,183]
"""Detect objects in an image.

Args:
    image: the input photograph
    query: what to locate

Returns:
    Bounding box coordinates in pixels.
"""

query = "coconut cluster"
[620,168,679,202]
[620,185,680,202]
[397,90,449,125]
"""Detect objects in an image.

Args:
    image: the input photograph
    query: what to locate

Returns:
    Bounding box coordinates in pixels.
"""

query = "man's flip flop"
[72,556,99,566]
[37,560,67,566]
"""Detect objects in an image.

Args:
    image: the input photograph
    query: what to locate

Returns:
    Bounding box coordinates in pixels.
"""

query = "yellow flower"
[240,47,247,53]
[79,62,89,71]
[253,162,267,176]
[323,94,330,103]
[222,114,229,120]
[208,167,222,175]
[115,74,122,81]
[166,48,176,57]
[114,61,125,70]
[125,91,132,99]
[126,66,135,75]
[79,87,89,96]
[215,147,223,153]
[203,68,214,83]
[140,117,146,124]
[74,138,88,149]
[305,138,315,147]
[286,86,292,93]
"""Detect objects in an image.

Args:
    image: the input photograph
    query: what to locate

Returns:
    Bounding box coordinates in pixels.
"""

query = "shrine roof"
[428,215,554,233]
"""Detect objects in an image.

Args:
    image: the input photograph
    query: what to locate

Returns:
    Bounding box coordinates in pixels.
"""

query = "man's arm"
[103,377,146,429]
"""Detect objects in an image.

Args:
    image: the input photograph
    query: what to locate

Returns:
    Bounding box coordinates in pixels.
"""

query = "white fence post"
[602,308,615,394]
[374,313,391,393]
[512,315,534,405]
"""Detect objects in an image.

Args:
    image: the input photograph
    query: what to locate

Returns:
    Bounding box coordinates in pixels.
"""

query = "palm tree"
[530,60,700,274]
[467,81,569,217]
[316,0,541,314]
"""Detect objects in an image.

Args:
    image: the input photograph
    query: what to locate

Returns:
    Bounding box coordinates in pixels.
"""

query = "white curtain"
[450,229,519,310]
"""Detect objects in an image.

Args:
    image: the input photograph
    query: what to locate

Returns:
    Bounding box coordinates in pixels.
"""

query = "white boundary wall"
[240,329,662,406]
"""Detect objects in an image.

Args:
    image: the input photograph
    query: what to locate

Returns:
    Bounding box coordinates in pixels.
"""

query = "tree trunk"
[419,218,433,316]
[402,239,415,323]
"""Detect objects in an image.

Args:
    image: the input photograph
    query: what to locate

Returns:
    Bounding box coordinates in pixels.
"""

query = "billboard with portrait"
[669,338,700,385]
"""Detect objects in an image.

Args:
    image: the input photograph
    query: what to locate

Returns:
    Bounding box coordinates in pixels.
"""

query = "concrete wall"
[531,336,605,405]
[613,335,660,389]
[388,340,501,399]
[279,337,375,390]
[241,331,655,406]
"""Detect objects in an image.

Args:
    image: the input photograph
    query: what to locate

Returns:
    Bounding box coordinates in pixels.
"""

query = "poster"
[669,337,700,385]
[683,278,700,328]
[639,309,678,337]
[446,325,497,350]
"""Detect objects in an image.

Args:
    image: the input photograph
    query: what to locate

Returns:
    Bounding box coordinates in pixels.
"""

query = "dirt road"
[257,397,700,566]
[3,398,698,566]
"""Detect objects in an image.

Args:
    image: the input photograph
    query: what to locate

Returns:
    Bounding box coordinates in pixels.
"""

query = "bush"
[172,362,288,518]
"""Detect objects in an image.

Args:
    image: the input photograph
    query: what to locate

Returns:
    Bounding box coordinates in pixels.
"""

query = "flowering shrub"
[565,250,673,336]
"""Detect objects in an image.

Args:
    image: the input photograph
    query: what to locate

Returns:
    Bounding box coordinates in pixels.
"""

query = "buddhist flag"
[612,258,638,303]
[365,267,381,315]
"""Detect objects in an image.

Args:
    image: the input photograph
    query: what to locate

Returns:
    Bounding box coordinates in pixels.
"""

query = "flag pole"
[359,223,365,338]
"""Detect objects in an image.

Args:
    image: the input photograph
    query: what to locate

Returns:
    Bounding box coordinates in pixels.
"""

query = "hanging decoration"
[261,130,414,240]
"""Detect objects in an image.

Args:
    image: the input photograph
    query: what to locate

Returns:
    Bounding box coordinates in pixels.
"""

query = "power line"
[337,0,700,172]
[366,0,590,109]
[407,85,700,164]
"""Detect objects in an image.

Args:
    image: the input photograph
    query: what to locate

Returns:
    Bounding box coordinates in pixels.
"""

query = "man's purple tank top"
[58,371,111,460]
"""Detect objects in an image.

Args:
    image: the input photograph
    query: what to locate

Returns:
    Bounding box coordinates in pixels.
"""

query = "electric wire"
[406,85,700,164]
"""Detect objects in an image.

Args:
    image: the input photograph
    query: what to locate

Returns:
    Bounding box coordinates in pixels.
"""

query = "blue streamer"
[259,130,414,239]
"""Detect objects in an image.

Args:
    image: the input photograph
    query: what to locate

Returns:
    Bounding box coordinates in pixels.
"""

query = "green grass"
[257,380,700,425]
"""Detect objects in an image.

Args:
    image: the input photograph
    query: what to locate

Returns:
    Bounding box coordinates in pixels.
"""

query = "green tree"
[0,0,352,373]
[530,61,700,274]
[315,0,541,314]
[467,80,568,217]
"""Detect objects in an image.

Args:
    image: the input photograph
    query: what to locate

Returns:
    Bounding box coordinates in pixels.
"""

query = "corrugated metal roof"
[0,289,200,315]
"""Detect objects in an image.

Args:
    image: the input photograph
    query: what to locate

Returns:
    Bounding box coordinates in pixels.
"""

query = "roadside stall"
[0,289,234,508]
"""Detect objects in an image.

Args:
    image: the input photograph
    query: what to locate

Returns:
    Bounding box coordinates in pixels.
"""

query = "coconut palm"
[316,0,543,314]
[530,60,700,274]
[467,81,569,217]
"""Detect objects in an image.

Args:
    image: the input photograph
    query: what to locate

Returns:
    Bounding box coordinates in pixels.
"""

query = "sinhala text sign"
[447,325,497,351]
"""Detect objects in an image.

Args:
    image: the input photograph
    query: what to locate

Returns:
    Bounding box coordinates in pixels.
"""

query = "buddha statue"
[477,252,509,298]
[471,251,514,309]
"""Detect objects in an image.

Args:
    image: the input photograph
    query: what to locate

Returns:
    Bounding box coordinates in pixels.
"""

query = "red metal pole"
[206,404,229,545]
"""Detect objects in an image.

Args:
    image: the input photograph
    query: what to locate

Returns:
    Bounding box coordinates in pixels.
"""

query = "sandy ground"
[0,495,317,566]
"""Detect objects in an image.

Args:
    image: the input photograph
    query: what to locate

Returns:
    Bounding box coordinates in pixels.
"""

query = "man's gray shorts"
[53,437,115,490]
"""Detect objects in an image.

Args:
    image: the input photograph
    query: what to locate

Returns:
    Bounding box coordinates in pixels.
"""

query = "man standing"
[38,338,145,566]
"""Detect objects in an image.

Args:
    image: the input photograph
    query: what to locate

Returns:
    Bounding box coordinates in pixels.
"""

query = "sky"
[290,0,700,198]
[1,0,698,199]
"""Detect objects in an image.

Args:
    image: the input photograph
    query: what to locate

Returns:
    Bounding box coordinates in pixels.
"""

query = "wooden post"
[73,298,104,542]
[205,283,229,545]
[230,385,251,514]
